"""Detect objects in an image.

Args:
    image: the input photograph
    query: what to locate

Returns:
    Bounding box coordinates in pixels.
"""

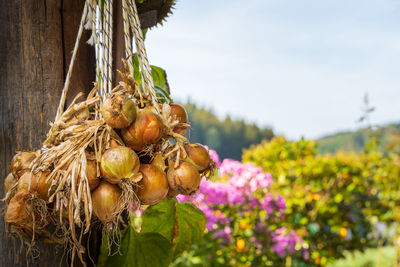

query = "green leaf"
[133,54,142,84]
[150,65,167,90]
[173,202,206,258]
[151,65,172,103]
[98,227,173,267]
[155,85,173,103]
[142,198,176,241]
[131,54,172,103]
[141,198,207,259]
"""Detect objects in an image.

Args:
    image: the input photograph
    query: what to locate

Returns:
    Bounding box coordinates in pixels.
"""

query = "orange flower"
[312,193,321,201]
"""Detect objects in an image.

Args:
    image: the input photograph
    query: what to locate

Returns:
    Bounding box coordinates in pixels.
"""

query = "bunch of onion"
[2,70,217,262]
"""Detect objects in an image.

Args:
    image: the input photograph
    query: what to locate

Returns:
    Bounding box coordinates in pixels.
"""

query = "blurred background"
[146,0,400,160]
[145,1,400,266]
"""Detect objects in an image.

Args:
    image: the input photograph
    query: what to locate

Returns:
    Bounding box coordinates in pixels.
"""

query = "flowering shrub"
[243,137,400,265]
[173,150,309,266]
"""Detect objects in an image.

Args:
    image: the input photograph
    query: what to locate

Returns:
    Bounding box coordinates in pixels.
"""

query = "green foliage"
[132,53,172,103]
[142,198,207,259]
[317,123,400,154]
[173,202,207,258]
[243,137,400,265]
[328,246,396,267]
[183,101,274,160]
[150,65,172,103]
[99,198,206,267]
[98,227,172,267]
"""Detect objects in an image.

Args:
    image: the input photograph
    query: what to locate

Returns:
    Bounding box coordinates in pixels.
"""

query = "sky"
[145,0,400,139]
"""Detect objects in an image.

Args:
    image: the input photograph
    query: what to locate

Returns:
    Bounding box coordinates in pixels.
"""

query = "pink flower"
[271,227,305,258]
[208,148,221,167]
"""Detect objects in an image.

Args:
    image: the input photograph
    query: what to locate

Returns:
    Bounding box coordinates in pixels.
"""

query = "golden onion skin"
[101,94,137,129]
[122,109,163,151]
[4,173,17,195]
[100,146,140,184]
[91,181,122,223]
[18,170,52,200]
[184,143,211,171]
[5,189,32,225]
[86,160,100,191]
[137,164,168,205]
[170,104,188,135]
[10,151,36,179]
[167,161,201,196]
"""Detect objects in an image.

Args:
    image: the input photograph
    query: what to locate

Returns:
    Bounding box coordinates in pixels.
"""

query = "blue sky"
[146,0,400,139]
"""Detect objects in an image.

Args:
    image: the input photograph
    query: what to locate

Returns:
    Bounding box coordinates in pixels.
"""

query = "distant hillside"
[316,123,400,154]
[182,101,274,160]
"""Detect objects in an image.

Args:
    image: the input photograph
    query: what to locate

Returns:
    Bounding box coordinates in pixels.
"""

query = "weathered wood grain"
[0,0,95,266]
[0,0,160,265]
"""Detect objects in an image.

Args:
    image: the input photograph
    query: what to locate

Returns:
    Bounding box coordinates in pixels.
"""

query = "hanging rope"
[56,1,89,120]
[56,0,160,118]
[122,0,134,76]
[126,0,160,112]
[106,0,113,95]
[87,0,102,97]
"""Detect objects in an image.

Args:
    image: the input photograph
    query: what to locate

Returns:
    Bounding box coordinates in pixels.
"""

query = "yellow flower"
[236,238,245,252]
[339,227,347,239]
[239,220,250,229]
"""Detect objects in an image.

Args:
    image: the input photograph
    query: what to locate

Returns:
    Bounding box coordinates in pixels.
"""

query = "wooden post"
[0,0,163,265]
[0,0,94,266]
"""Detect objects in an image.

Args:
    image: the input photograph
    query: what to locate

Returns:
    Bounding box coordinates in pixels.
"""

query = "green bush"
[243,137,400,265]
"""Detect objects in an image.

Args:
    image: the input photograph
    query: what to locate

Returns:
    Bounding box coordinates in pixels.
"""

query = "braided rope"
[122,0,134,76]
[107,0,113,94]
[88,0,102,96]
[100,0,111,97]
[126,0,160,112]
[56,1,89,120]
[57,0,159,117]
[100,3,106,99]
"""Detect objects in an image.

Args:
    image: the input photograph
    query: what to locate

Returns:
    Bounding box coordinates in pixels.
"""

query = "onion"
[121,109,163,151]
[86,160,100,191]
[4,173,17,195]
[10,151,36,179]
[169,104,188,135]
[101,94,137,129]
[5,189,32,225]
[5,189,49,233]
[167,161,201,196]
[100,146,141,184]
[18,170,51,200]
[184,143,211,171]
[91,181,122,223]
[137,164,168,205]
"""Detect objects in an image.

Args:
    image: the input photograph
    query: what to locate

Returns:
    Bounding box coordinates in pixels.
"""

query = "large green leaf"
[141,198,175,241]
[131,54,172,103]
[172,202,206,258]
[98,226,173,267]
[150,65,172,103]
[150,65,167,90]
[141,198,206,259]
